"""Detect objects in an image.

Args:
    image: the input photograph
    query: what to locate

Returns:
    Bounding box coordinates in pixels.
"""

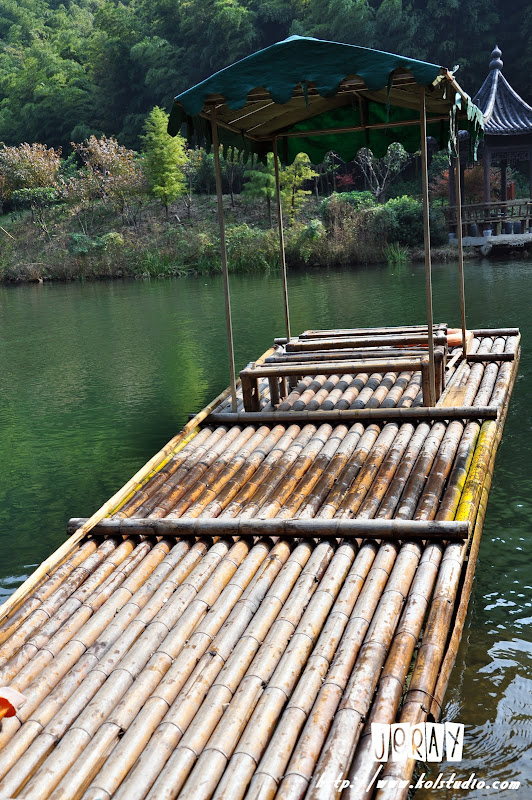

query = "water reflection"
[0,259,530,795]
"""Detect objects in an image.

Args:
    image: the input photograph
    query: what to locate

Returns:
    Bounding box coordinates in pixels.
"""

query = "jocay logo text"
[371,722,464,762]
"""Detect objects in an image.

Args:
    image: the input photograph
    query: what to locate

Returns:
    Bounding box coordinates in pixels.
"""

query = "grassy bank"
[0,193,462,283]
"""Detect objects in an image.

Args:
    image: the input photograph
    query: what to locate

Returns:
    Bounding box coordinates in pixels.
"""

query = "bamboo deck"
[0,326,520,800]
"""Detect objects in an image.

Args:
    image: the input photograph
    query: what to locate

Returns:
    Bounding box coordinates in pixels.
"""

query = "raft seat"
[240,349,446,411]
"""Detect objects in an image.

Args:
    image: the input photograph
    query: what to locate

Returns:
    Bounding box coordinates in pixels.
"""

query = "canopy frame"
[169,37,483,408]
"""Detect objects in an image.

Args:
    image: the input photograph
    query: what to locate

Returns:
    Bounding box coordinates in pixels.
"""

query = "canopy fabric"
[168,36,483,164]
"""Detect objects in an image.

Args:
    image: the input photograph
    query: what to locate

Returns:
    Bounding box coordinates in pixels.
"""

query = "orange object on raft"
[447,328,472,348]
[0,687,26,720]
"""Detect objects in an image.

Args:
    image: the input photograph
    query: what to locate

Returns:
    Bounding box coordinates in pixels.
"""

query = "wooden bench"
[240,351,446,411]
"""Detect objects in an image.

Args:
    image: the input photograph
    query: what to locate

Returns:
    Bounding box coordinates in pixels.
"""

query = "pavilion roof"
[474,46,532,135]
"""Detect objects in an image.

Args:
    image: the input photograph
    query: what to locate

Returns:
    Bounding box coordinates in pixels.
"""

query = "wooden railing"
[444,199,532,235]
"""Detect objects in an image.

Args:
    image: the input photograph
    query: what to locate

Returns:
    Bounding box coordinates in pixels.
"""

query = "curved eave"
[474,69,532,136]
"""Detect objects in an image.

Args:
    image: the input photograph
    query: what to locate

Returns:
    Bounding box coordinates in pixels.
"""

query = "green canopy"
[168,35,483,163]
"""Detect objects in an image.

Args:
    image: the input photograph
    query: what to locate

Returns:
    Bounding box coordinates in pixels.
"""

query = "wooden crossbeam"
[68,517,470,541]
[205,406,498,425]
[466,352,515,362]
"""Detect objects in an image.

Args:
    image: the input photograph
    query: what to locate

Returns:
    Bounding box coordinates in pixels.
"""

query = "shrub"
[320,190,376,223]
[226,224,279,273]
[11,187,58,210]
[284,219,327,265]
[384,196,424,246]
[0,142,61,200]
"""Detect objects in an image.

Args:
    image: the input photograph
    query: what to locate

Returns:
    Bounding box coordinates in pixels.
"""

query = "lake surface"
[0,259,530,797]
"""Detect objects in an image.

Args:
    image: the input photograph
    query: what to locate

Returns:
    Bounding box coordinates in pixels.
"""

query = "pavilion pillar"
[501,158,508,202]
[483,145,491,232]
[459,155,466,204]
[483,146,491,203]
[529,150,532,199]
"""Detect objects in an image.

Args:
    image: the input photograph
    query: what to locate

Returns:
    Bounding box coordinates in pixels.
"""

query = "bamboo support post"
[454,147,468,355]
[211,107,237,412]
[420,88,436,406]
[273,137,290,340]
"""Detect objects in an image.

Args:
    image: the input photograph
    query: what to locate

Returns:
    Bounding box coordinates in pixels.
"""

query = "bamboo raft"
[0,324,520,800]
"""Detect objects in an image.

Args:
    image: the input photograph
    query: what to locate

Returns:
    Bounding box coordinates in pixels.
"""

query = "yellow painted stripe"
[455,421,497,524]
[107,427,200,516]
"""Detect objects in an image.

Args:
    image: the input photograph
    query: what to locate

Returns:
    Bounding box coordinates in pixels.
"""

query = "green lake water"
[0,260,530,797]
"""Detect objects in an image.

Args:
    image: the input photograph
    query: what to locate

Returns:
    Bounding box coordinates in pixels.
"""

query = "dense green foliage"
[0,0,528,151]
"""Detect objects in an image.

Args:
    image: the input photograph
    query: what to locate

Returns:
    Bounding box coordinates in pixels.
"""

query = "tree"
[280,152,317,223]
[61,135,146,231]
[141,106,187,218]
[293,0,375,45]
[242,154,277,226]
[355,143,409,203]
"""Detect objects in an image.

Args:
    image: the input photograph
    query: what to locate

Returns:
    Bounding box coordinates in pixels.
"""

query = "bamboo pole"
[98,541,323,800]
[344,421,480,798]
[148,426,244,518]
[2,540,154,695]
[222,424,303,518]
[273,137,290,340]
[50,556,285,798]
[0,538,138,684]
[305,420,468,798]
[207,542,361,800]
[471,327,519,336]
[2,539,246,799]
[279,418,450,799]
[206,406,497,425]
[374,357,519,799]
[242,356,431,377]
[0,539,120,665]
[0,539,207,773]
[292,375,328,411]
[285,333,447,351]
[276,425,349,518]
[298,324,447,339]
[44,540,280,800]
[0,540,99,648]
[428,348,520,719]
[467,352,515,362]
[200,425,287,518]
[454,147,468,355]
[211,107,237,412]
[266,348,435,364]
[172,541,337,800]
[232,425,318,519]
[66,518,468,541]
[420,88,436,406]
[118,427,215,518]
[177,426,274,519]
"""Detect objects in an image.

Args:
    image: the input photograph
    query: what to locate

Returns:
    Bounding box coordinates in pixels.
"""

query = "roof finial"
[490,45,503,71]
